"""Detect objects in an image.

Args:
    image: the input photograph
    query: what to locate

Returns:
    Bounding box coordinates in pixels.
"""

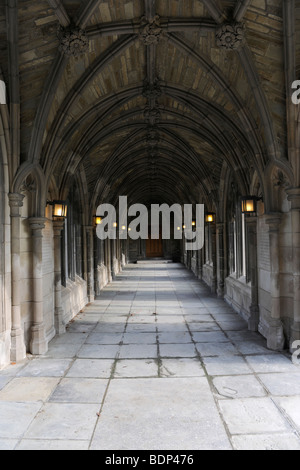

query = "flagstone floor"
[1,261,300,451]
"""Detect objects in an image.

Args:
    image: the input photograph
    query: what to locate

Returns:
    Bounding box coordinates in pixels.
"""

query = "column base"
[289,322,300,353]
[248,305,259,332]
[217,285,224,298]
[10,328,26,362]
[30,324,48,355]
[55,308,66,335]
[267,319,285,351]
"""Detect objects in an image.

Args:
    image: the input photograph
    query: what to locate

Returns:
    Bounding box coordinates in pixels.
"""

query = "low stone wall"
[61,276,88,326]
[224,275,252,323]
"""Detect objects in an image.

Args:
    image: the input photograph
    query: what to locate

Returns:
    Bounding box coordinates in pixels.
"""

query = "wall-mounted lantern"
[94,216,103,226]
[205,212,215,223]
[48,200,68,219]
[241,196,262,215]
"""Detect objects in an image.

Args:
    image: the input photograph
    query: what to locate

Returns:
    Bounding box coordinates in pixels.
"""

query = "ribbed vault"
[1,0,293,216]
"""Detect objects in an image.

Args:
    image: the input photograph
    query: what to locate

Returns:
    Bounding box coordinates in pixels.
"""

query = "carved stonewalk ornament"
[58,26,89,56]
[140,15,164,45]
[216,22,245,50]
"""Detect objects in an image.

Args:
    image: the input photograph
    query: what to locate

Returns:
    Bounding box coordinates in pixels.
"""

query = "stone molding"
[216,22,245,50]
[28,217,47,233]
[58,25,89,56]
[144,106,161,126]
[139,15,164,45]
[287,187,300,210]
[143,77,162,100]
[8,193,25,211]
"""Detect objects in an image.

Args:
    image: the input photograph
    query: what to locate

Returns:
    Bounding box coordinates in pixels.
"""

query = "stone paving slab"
[0,377,60,402]
[114,359,159,378]
[218,397,293,435]
[231,433,300,451]
[1,261,300,450]
[212,375,267,399]
[16,439,90,450]
[16,358,73,377]
[119,344,158,359]
[274,397,300,428]
[245,354,299,374]
[258,372,300,396]
[160,358,205,378]
[0,402,43,439]
[66,359,114,378]
[90,378,231,450]
[77,344,120,359]
[49,378,109,404]
[23,403,100,441]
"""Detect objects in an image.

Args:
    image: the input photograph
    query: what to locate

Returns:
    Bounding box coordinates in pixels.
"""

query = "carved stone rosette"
[216,22,245,50]
[143,77,162,100]
[140,15,164,45]
[58,25,89,56]
[144,106,161,126]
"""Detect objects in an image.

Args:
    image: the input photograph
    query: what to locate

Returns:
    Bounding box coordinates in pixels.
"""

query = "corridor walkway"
[1,262,300,450]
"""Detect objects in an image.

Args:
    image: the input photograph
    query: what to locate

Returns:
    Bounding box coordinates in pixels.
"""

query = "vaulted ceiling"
[1,0,297,216]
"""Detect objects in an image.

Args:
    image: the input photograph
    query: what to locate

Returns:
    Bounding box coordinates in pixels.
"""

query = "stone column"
[111,239,116,279]
[287,188,300,350]
[106,238,112,283]
[53,219,66,335]
[246,216,259,332]
[9,193,26,362]
[211,223,217,293]
[216,223,225,297]
[265,214,285,350]
[28,217,48,355]
[197,246,203,281]
[86,226,95,302]
[94,234,101,297]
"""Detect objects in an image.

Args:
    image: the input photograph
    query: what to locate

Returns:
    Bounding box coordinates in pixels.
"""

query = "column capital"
[53,218,65,236]
[28,217,47,233]
[245,215,258,229]
[265,212,282,231]
[8,193,25,215]
[286,187,300,210]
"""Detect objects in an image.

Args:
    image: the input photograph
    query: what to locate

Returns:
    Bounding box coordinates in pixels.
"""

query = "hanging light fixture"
[241,196,262,215]
[48,200,68,218]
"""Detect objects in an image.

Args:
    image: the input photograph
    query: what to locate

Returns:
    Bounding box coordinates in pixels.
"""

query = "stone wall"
[257,214,272,339]
[203,263,215,292]
[61,276,88,326]
[224,275,252,322]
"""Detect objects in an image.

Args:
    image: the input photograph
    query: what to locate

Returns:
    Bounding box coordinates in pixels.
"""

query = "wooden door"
[146,236,163,258]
